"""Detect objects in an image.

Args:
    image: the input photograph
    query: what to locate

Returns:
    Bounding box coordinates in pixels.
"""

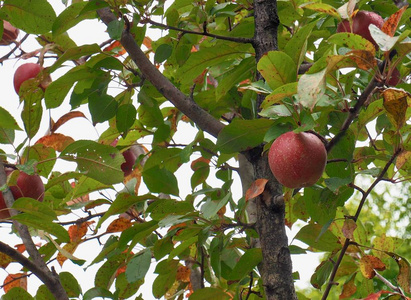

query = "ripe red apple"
[0,21,19,45]
[387,68,401,86]
[268,131,327,189]
[337,11,384,48]
[0,169,45,219]
[121,149,137,177]
[13,63,43,94]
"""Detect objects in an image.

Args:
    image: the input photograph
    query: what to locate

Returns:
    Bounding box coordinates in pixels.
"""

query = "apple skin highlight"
[268,131,327,189]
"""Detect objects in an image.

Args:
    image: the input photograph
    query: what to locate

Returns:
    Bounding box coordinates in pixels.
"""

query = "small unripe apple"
[0,21,19,45]
[13,63,43,94]
[0,169,45,219]
[337,11,384,48]
[268,131,327,189]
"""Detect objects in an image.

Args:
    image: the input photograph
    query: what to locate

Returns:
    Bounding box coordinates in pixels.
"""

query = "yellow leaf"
[382,88,411,129]
[360,255,386,279]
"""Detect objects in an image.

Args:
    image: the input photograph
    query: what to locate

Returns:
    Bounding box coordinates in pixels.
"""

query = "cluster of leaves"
[0,0,409,299]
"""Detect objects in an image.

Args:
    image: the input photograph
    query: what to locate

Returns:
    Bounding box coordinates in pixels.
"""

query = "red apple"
[337,11,384,48]
[387,68,401,86]
[268,131,327,189]
[0,169,45,219]
[13,63,43,94]
[0,21,19,46]
[121,149,137,177]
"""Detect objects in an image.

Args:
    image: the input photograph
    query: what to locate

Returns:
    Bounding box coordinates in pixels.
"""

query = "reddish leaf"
[381,6,408,37]
[143,36,152,49]
[103,40,126,56]
[245,179,269,201]
[36,133,75,152]
[396,256,411,293]
[339,276,357,299]
[68,222,91,242]
[176,265,191,282]
[360,255,386,279]
[50,111,87,133]
[14,244,26,253]
[347,50,377,70]
[342,219,357,240]
[3,273,27,293]
[363,290,391,300]
[106,217,132,233]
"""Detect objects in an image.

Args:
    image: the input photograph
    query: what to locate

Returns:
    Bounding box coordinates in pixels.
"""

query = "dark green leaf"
[52,2,97,36]
[118,220,159,249]
[116,104,137,133]
[154,44,173,63]
[115,272,144,298]
[0,106,22,130]
[12,213,70,242]
[1,287,33,300]
[83,287,115,300]
[310,260,333,289]
[143,166,179,196]
[216,119,274,153]
[20,87,43,139]
[228,248,262,280]
[107,19,124,40]
[89,93,118,125]
[36,285,54,300]
[189,287,231,300]
[294,224,341,252]
[147,198,193,220]
[201,193,230,219]
[12,198,56,221]
[3,0,56,34]
[60,272,81,297]
[60,140,124,185]
[50,44,101,72]
[125,249,152,283]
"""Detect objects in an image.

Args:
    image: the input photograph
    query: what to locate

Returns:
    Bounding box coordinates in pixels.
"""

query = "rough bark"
[248,0,298,298]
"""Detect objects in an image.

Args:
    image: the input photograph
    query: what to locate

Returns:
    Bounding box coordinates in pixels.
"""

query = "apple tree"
[0,0,410,299]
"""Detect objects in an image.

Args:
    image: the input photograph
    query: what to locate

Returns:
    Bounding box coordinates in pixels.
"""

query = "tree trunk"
[248,0,298,298]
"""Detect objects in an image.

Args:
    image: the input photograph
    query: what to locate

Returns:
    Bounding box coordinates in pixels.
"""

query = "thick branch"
[0,163,68,300]
[97,8,224,138]
[141,18,253,44]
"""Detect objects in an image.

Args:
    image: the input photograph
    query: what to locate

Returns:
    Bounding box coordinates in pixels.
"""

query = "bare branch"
[97,7,224,138]
[141,18,253,44]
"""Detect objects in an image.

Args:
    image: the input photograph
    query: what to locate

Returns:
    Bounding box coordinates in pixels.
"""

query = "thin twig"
[141,18,253,44]
[321,147,401,299]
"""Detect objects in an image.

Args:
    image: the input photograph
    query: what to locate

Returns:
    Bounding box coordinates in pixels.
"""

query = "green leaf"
[228,248,262,280]
[301,3,340,18]
[107,19,124,40]
[21,144,56,178]
[168,235,198,260]
[143,166,179,196]
[52,2,97,36]
[216,119,274,153]
[50,44,101,73]
[189,287,231,300]
[45,66,103,108]
[311,260,334,289]
[2,0,56,34]
[297,68,327,109]
[115,272,144,299]
[60,272,81,297]
[261,82,298,108]
[95,252,127,289]
[284,22,316,66]
[216,57,255,100]
[89,93,118,125]
[328,33,375,53]
[12,213,70,242]
[96,194,152,230]
[147,198,193,221]
[21,87,43,139]
[83,287,115,300]
[201,193,231,219]
[60,140,124,185]
[116,104,137,133]
[118,220,159,249]
[257,51,297,90]
[12,198,56,221]
[137,95,164,127]
[154,44,173,63]
[2,287,33,300]
[36,285,54,300]
[176,42,251,86]
[294,224,342,252]
[125,250,152,283]
[0,106,22,130]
